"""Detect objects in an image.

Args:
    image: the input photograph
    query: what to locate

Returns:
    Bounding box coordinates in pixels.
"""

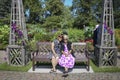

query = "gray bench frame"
[32,42,90,71]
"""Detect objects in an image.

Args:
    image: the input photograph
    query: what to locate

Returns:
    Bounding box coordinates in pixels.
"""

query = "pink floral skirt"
[59,54,75,68]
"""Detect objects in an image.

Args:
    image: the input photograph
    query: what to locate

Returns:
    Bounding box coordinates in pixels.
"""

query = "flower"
[104,22,113,35]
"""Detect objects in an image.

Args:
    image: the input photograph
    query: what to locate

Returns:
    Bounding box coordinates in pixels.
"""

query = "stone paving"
[0,50,7,64]
[0,71,120,80]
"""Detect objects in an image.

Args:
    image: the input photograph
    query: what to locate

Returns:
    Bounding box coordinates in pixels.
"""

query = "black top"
[61,41,72,51]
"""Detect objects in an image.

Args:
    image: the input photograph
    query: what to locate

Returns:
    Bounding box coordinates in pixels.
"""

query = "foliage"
[115,29,120,51]
[72,0,98,28]
[27,38,37,51]
[34,32,53,42]
[113,0,120,28]
[27,24,43,39]
[23,0,43,23]
[115,29,120,46]
[0,0,11,24]
[86,42,94,51]
[0,62,32,72]
[42,16,62,30]
[45,0,64,16]
[0,25,9,45]
[67,28,85,42]
[60,6,74,29]
[42,0,65,30]
[84,26,94,40]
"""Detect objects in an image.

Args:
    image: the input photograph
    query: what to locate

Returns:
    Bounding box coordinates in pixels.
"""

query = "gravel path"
[0,71,120,80]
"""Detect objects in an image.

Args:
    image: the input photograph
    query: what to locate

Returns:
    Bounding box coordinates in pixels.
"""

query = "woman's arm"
[51,42,57,57]
[68,42,72,55]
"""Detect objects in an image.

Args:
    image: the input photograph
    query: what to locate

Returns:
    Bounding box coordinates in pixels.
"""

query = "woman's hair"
[58,34,62,38]
[63,35,69,40]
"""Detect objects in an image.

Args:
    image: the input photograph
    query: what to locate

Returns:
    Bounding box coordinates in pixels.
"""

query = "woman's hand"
[64,53,70,57]
[54,54,58,58]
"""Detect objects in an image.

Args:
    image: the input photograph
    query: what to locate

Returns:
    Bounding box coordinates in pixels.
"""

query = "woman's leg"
[65,67,68,72]
[51,57,57,71]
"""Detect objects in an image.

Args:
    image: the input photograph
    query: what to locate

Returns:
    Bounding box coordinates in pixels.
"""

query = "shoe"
[63,71,68,75]
[49,69,56,73]
[62,71,68,77]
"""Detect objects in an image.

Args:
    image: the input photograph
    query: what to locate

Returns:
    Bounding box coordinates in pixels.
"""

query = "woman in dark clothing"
[50,35,62,73]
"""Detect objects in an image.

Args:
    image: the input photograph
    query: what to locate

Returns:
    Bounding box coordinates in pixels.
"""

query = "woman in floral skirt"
[59,35,75,74]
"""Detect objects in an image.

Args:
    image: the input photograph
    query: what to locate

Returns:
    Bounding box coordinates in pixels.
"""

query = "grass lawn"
[90,60,120,72]
[0,60,120,72]
[0,62,32,72]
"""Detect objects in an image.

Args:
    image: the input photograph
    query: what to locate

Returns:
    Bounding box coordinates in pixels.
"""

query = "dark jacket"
[61,41,72,51]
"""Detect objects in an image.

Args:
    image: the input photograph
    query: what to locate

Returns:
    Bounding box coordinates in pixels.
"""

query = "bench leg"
[32,59,35,71]
[86,60,90,71]
[87,59,90,71]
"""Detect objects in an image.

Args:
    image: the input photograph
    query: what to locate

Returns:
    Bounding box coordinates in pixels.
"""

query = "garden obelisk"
[7,0,28,66]
[94,0,117,66]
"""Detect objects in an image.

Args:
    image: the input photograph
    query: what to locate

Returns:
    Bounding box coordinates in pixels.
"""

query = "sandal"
[49,69,56,73]
[62,71,68,77]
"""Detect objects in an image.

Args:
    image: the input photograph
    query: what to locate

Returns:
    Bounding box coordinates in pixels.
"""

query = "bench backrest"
[72,42,87,58]
[36,42,87,56]
[36,42,51,55]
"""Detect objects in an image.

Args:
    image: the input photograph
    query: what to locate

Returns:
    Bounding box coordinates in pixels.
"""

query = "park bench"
[32,42,90,71]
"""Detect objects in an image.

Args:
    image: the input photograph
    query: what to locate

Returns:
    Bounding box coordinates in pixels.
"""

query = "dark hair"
[62,31,68,35]
[58,35,62,38]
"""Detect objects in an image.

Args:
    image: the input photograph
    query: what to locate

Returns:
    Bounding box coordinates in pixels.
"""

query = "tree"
[72,0,120,28]
[72,0,95,28]
[60,6,74,29]
[23,0,43,23]
[0,0,11,24]
[42,0,64,30]
[113,0,120,28]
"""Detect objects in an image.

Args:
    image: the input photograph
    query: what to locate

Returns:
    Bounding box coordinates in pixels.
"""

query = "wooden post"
[94,0,117,67]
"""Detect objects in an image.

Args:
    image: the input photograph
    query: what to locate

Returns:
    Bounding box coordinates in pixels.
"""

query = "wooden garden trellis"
[94,0,117,67]
[7,0,29,66]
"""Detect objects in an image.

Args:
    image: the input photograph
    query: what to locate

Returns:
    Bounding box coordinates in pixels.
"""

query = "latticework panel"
[9,48,22,65]
[7,45,29,66]
[73,43,86,58]
[95,46,117,67]
[37,42,51,56]
[101,48,117,66]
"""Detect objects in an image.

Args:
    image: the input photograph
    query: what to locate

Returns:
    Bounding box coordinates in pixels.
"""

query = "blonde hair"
[63,35,69,39]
